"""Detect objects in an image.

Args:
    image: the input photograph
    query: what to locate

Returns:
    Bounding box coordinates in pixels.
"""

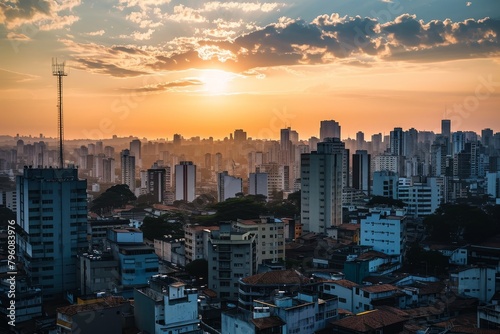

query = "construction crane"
[52,58,67,168]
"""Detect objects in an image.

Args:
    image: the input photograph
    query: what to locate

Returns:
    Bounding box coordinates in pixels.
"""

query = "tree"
[90,184,136,214]
[136,193,159,207]
[424,203,496,243]
[140,213,185,240]
[368,196,405,208]
[185,259,208,278]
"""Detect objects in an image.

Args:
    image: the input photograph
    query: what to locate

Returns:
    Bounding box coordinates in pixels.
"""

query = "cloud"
[0,0,81,30]
[59,13,500,78]
[134,79,204,92]
[202,2,286,13]
[85,30,105,36]
[39,14,79,31]
[120,29,155,41]
[59,38,154,77]
[118,0,171,11]
[73,58,149,77]
[6,32,31,40]
[165,5,207,23]
[150,14,500,72]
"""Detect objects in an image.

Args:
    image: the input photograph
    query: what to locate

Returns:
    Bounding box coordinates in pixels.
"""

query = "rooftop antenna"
[52,58,67,168]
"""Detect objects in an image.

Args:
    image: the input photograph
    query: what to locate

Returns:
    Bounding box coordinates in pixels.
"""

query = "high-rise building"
[356,131,365,150]
[147,167,166,203]
[301,138,345,233]
[452,131,466,155]
[217,171,242,202]
[249,172,268,199]
[207,223,257,300]
[320,120,341,141]
[175,161,196,202]
[16,167,87,298]
[120,149,136,192]
[102,157,116,183]
[130,139,142,168]
[214,152,223,172]
[441,120,451,140]
[371,133,382,155]
[390,127,404,156]
[352,150,371,195]
[234,129,247,142]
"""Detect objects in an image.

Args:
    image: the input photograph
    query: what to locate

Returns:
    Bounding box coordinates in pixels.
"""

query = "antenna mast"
[52,58,67,168]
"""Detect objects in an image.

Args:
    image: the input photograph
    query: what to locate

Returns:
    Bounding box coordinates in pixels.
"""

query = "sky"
[1,0,499,141]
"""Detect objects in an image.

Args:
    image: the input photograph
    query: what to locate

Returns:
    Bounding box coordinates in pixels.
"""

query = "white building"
[217,171,242,202]
[360,209,406,262]
[449,266,496,303]
[322,279,358,313]
[175,161,196,202]
[184,224,218,264]
[373,154,403,175]
[397,177,442,217]
[234,217,286,265]
[301,138,345,233]
[134,276,200,334]
[222,291,338,334]
[487,171,500,200]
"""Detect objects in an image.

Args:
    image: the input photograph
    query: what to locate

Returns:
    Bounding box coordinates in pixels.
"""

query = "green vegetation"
[424,204,500,243]
[405,242,449,275]
[140,212,186,240]
[368,196,405,208]
[185,259,208,278]
[90,184,136,214]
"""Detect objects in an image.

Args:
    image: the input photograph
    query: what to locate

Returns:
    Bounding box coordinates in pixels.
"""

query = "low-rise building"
[449,266,496,303]
[134,275,201,334]
[56,296,132,334]
[238,269,312,310]
[223,291,338,334]
[360,209,406,262]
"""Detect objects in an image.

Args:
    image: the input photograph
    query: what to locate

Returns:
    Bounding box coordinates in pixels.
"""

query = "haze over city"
[1,0,499,140]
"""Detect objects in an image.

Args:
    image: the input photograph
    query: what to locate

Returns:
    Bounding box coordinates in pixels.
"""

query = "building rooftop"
[251,316,285,330]
[356,250,389,261]
[331,308,408,332]
[337,223,360,231]
[57,296,128,316]
[329,279,358,289]
[360,284,399,294]
[241,269,309,286]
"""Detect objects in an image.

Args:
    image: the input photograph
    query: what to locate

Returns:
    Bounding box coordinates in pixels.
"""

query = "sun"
[199,70,235,95]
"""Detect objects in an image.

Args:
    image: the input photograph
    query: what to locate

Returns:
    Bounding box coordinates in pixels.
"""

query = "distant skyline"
[1,0,499,140]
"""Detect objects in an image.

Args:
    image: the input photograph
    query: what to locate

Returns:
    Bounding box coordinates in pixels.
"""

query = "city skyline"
[1,0,499,140]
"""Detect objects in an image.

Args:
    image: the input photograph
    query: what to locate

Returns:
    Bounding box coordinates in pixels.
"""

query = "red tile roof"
[329,279,358,289]
[331,308,408,332]
[251,316,285,330]
[360,284,399,293]
[241,269,309,285]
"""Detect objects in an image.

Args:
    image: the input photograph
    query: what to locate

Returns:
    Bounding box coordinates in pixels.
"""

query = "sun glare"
[200,70,235,95]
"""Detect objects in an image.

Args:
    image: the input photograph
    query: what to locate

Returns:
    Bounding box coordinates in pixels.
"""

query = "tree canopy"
[424,203,500,243]
[185,259,208,279]
[140,212,185,240]
[90,184,136,214]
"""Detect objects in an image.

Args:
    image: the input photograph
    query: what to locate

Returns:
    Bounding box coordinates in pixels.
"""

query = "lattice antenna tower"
[52,58,67,168]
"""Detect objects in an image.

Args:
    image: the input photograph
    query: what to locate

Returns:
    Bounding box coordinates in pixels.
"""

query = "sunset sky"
[1,0,499,141]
